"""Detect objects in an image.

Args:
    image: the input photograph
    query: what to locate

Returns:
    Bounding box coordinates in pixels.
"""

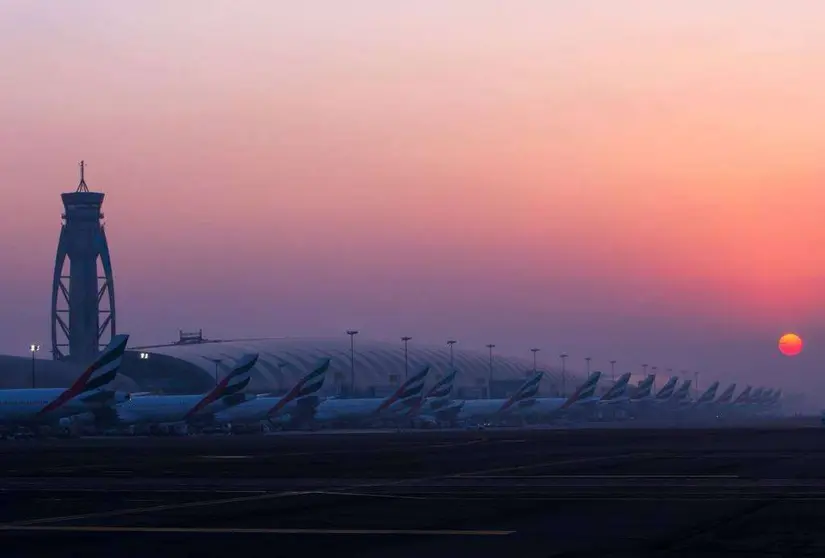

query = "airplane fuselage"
[0,388,118,424]
[213,396,303,424]
[114,394,239,425]
[314,397,411,423]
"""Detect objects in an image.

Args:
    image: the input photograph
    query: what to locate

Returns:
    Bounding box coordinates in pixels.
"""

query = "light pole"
[346,330,359,395]
[486,344,495,399]
[585,357,591,375]
[530,348,540,373]
[447,339,457,368]
[205,357,223,386]
[401,336,412,379]
[559,353,568,396]
[29,344,40,388]
[609,360,616,382]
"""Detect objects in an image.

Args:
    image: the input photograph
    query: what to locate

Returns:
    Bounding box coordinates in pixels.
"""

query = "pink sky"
[1,1,824,396]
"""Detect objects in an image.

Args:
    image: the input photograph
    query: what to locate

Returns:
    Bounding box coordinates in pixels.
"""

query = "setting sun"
[778,333,803,357]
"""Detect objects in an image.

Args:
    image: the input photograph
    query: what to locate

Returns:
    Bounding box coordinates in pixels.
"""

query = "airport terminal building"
[125,336,575,398]
[2,335,578,399]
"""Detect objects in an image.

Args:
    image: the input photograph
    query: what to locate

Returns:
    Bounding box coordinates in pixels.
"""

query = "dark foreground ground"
[2,422,825,556]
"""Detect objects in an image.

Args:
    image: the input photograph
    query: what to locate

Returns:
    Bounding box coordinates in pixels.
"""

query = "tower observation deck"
[50,161,117,362]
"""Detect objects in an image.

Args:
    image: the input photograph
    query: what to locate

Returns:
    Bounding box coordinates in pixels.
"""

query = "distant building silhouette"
[50,161,117,362]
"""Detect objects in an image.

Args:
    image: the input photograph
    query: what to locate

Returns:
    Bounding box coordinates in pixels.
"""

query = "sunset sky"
[1,1,824,395]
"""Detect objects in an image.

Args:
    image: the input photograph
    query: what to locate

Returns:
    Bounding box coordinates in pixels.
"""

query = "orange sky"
[0,1,824,395]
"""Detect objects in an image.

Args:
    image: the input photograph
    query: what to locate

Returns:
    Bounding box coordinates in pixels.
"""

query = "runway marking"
[466,474,740,479]
[0,525,515,536]
[0,488,269,494]
[308,490,429,500]
[5,490,318,526]
[197,455,252,460]
[0,451,658,527]
[453,451,657,477]
[277,439,490,456]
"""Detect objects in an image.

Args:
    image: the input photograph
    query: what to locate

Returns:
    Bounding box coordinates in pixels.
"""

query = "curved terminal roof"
[125,337,581,396]
[0,354,140,392]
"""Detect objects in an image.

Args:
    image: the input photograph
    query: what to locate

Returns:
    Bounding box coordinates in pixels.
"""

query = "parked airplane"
[408,369,461,426]
[576,372,632,409]
[671,379,693,404]
[630,375,656,401]
[714,384,737,406]
[311,365,431,427]
[517,370,603,423]
[455,371,545,425]
[749,387,765,405]
[623,375,683,420]
[732,386,753,406]
[757,389,774,405]
[92,353,259,434]
[0,334,130,431]
[769,389,782,407]
[692,381,720,408]
[212,358,331,429]
[654,377,679,401]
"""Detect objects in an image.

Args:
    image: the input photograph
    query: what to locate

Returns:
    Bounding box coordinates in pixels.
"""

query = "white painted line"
[453,452,656,477]
[1,451,656,527]
[307,491,429,500]
[0,525,515,536]
[465,474,740,479]
[5,490,317,526]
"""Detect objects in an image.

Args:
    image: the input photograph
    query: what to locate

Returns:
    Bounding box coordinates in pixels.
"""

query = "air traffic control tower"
[50,161,117,362]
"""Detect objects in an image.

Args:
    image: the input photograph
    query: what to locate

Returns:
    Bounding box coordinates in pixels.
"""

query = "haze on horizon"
[1,1,823,397]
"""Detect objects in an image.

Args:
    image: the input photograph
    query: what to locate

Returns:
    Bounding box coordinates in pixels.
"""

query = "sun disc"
[778,333,803,357]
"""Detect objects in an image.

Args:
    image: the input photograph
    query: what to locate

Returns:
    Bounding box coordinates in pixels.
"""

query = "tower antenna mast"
[76,160,89,192]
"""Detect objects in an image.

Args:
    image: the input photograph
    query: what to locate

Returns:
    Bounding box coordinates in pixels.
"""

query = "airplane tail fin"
[655,376,678,400]
[715,383,736,404]
[184,353,259,418]
[498,371,544,413]
[696,381,720,404]
[217,354,258,399]
[38,334,130,416]
[749,387,765,404]
[266,358,331,417]
[601,372,631,401]
[376,365,430,413]
[672,379,692,401]
[733,385,752,405]
[426,369,458,401]
[409,368,458,416]
[632,374,655,400]
[561,370,601,409]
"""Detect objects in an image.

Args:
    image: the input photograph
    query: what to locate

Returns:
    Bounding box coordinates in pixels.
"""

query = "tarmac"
[2,421,824,556]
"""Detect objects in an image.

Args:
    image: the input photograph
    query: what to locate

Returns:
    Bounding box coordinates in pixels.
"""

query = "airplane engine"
[289,396,321,430]
[412,416,439,429]
[60,413,95,427]
[58,413,95,436]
